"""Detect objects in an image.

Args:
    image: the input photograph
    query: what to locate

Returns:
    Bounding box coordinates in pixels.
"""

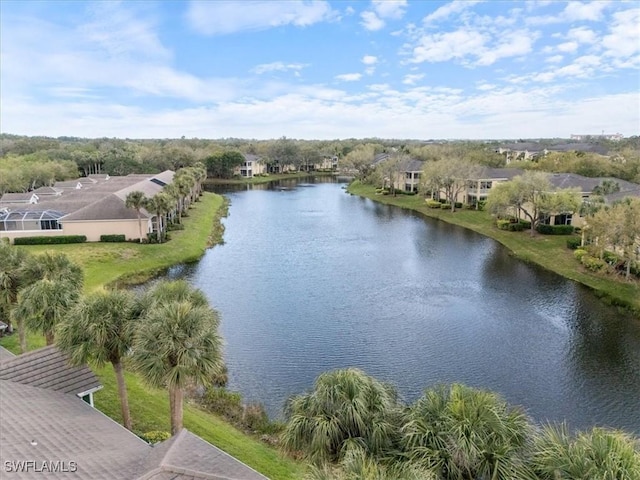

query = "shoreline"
[346,181,640,317]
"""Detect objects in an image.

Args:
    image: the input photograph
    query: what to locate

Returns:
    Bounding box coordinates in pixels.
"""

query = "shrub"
[440,203,451,209]
[574,249,588,261]
[536,224,575,235]
[566,237,582,250]
[14,235,87,245]
[100,234,126,243]
[426,200,442,208]
[140,431,170,445]
[201,387,244,424]
[454,202,463,208]
[167,223,185,231]
[496,219,511,230]
[518,220,532,229]
[581,255,606,271]
[602,250,619,265]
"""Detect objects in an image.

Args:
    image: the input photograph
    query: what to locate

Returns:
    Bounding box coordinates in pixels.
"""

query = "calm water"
[175,178,640,433]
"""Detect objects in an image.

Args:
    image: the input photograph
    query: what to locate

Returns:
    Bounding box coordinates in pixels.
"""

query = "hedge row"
[100,234,126,242]
[14,235,87,245]
[536,224,574,235]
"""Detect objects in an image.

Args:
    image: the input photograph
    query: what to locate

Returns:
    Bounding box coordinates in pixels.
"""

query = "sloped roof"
[0,192,35,203]
[62,194,149,222]
[546,174,640,193]
[136,429,267,480]
[372,153,390,165]
[0,345,15,362]
[471,167,524,180]
[0,380,149,480]
[32,186,63,196]
[403,159,424,172]
[0,345,101,396]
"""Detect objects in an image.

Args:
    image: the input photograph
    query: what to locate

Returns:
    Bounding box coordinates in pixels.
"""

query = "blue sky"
[1,1,638,140]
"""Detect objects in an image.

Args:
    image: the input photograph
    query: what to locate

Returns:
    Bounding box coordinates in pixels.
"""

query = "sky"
[1,0,639,140]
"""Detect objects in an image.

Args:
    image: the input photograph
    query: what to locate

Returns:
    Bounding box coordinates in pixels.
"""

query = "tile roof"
[0,345,16,362]
[0,192,36,203]
[0,345,101,396]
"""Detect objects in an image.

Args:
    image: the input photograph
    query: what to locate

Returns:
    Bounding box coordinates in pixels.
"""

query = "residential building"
[0,345,268,480]
[0,171,175,244]
[235,154,266,178]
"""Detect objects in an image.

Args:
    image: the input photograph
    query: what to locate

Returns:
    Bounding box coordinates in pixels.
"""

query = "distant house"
[397,159,424,193]
[496,143,547,164]
[0,345,268,479]
[0,171,175,244]
[0,192,39,205]
[235,154,266,178]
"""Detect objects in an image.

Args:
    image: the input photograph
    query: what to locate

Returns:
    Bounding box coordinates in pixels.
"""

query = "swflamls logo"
[4,460,78,473]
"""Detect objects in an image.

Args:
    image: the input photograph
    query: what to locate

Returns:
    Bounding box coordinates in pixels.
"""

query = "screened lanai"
[0,209,64,231]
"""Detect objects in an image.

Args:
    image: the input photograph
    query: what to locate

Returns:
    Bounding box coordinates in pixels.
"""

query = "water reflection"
[168,180,640,433]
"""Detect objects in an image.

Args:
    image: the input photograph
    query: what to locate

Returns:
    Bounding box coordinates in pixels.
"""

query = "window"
[554,214,573,225]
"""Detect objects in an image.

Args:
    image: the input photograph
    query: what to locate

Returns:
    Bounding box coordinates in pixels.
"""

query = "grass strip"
[347,182,640,316]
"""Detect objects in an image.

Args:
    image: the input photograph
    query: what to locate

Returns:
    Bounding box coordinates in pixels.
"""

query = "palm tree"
[402,383,534,480]
[133,280,223,435]
[57,289,137,430]
[531,424,640,479]
[0,243,31,335]
[145,192,172,243]
[281,368,404,465]
[14,252,83,349]
[125,190,147,243]
[15,279,80,346]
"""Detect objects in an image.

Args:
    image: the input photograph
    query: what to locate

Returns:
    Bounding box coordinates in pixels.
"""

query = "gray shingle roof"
[0,345,16,362]
[0,380,149,480]
[0,192,35,203]
[546,173,640,193]
[0,345,101,396]
[62,194,149,222]
[471,167,524,180]
[136,430,268,480]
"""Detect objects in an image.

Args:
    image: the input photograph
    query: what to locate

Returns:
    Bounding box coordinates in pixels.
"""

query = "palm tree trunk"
[169,386,183,435]
[17,317,27,353]
[45,329,54,345]
[137,211,143,243]
[112,360,132,430]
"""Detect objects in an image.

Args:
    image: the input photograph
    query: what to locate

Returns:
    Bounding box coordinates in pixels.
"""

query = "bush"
[100,234,126,243]
[140,431,170,445]
[14,235,87,245]
[581,255,606,271]
[602,250,619,265]
[201,387,244,424]
[454,202,463,208]
[167,223,185,231]
[497,219,525,231]
[574,249,588,261]
[426,199,442,208]
[536,224,575,235]
[440,203,451,209]
[566,237,582,250]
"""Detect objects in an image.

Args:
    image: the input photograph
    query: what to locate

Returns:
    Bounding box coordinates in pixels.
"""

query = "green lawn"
[15,193,227,292]
[348,182,640,316]
[3,191,305,479]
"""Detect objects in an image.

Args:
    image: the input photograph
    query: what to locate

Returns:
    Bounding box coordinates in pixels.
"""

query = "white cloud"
[372,0,407,20]
[186,0,336,35]
[362,55,378,65]
[402,74,424,85]
[423,0,483,24]
[476,31,535,66]
[545,55,564,63]
[335,73,362,82]
[411,29,487,63]
[557,41,579,53]
[476,83,496,91]
[567,26,598,44]
[602,8,640,59]
[360,10,385,31]
[252,62,308,74]
[563,1,607,22]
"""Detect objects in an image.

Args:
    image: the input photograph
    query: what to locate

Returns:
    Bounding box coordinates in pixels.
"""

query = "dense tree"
[531,424,640,479]
[342,144,380,181]
[268,136,300,172]
[57,290,137,430]
[402,384,535,480]
[486,172,581,235]
[134,280,223,435]
[14,252,83,349]
[205,150,245,178]
[281,368,404,464]
[145,192,173,243]
[421,158,481,211]
[0,243,31,334]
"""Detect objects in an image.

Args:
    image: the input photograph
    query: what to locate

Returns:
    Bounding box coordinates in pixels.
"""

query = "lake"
[173,178,640,433]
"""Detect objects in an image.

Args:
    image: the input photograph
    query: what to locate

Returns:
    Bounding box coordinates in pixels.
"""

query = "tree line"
[0,242,223,436]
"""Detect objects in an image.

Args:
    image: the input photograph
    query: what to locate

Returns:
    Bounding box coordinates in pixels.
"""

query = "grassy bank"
[15,193,228,291]
[347,181,640,316]
[4,191,305,479]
